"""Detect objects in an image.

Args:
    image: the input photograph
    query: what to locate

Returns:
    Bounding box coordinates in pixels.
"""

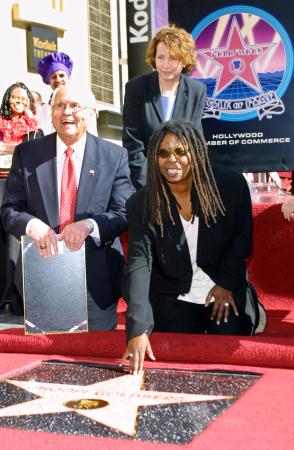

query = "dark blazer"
[122,165,252,340]
[1,132,134,310]
[122,71,207,189]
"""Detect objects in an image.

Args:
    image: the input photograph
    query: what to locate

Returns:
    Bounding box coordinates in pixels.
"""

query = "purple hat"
[37,52,73,85]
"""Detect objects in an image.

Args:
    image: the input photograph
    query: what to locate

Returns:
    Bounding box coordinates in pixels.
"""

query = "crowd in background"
[0,51,97,149]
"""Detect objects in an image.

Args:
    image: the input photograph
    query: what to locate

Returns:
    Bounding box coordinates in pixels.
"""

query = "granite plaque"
[22,236,88,334]
[0,360,261,443]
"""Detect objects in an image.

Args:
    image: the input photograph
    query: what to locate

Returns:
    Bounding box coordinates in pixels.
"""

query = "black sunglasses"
[156,147,188,159]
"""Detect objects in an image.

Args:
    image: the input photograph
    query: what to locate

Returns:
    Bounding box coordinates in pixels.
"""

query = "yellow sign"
[27,25,58,73]
[33,37,57,51]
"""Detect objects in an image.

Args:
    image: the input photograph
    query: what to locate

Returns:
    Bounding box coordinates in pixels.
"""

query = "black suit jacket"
[122,71,206,189]
[1,132,134,309]
[122,165,252,340]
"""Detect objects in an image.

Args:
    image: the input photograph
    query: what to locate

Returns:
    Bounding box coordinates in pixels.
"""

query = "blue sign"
[168,0,294,172]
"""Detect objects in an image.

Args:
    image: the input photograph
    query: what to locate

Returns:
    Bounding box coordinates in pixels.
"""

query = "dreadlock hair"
[0,82,36,119]
[145,119,226,237]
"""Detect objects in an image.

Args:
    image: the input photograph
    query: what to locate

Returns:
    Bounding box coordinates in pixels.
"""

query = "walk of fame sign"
[178,3,294,173]
[0,361,261,444]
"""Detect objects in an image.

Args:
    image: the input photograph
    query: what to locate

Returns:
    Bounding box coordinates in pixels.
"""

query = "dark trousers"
[151,296,252,335]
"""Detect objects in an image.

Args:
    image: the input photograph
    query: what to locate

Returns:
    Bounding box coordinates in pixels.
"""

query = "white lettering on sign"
[128,0,149,44]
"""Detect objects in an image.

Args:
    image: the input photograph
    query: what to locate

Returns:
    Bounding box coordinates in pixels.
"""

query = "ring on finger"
[129,353,134,358]
[40,243,47,250]
[224,302,230,307]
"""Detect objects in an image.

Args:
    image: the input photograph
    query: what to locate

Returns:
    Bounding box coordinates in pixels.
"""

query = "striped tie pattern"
[59,147,77,233]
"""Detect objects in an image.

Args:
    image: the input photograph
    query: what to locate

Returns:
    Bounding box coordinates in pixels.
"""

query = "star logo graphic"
[1,371,233,436]
[199,17,274,96]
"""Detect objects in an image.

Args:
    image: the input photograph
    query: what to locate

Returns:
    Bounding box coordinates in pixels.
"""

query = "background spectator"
[122,24,207,190]
[0,82,42,145]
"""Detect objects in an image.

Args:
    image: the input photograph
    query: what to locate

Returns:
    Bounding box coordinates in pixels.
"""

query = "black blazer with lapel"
[122,165,252,340]
[1,132,134,309]
[122,71,207,189]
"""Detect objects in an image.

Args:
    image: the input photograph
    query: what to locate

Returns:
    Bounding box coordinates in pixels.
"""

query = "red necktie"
[59,147,77,233]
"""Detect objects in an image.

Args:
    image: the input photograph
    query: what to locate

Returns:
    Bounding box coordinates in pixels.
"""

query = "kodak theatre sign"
[126,0,153,79]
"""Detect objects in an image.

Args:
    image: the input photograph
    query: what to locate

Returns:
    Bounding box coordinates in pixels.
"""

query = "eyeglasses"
[10,95,28,104]
[156,147,188,159]
[52,101,91,113]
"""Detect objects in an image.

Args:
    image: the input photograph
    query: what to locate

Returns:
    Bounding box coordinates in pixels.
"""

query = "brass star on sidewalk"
[1,372,233,436]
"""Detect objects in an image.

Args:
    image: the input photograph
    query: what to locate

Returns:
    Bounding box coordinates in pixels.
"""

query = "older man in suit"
[1,83,134,329]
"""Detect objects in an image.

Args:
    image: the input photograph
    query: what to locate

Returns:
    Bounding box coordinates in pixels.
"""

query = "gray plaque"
[22,236,88,334]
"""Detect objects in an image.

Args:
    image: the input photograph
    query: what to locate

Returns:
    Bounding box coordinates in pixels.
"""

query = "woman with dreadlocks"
[0,82,42,146]
[121,119,256,373]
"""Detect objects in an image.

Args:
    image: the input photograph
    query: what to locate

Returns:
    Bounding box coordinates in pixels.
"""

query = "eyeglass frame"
[51,101,92,113]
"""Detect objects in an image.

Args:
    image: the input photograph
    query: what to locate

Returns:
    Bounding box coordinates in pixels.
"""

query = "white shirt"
[161,95,176,121]
[178,216,214,304]
[37,103,54,136]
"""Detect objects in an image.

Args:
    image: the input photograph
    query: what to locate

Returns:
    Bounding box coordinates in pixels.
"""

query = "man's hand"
[59,220,91,251]
[120,333,155,375]
[205,285,238,325]
[27,218,58,258]
[281,197,294,221]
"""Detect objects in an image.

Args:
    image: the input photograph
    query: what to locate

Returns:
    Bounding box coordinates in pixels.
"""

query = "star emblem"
[1,371,233,436]
[199,16,274,96]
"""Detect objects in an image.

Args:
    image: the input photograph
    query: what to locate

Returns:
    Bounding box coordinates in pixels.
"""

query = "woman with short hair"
[123,25,206,190]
